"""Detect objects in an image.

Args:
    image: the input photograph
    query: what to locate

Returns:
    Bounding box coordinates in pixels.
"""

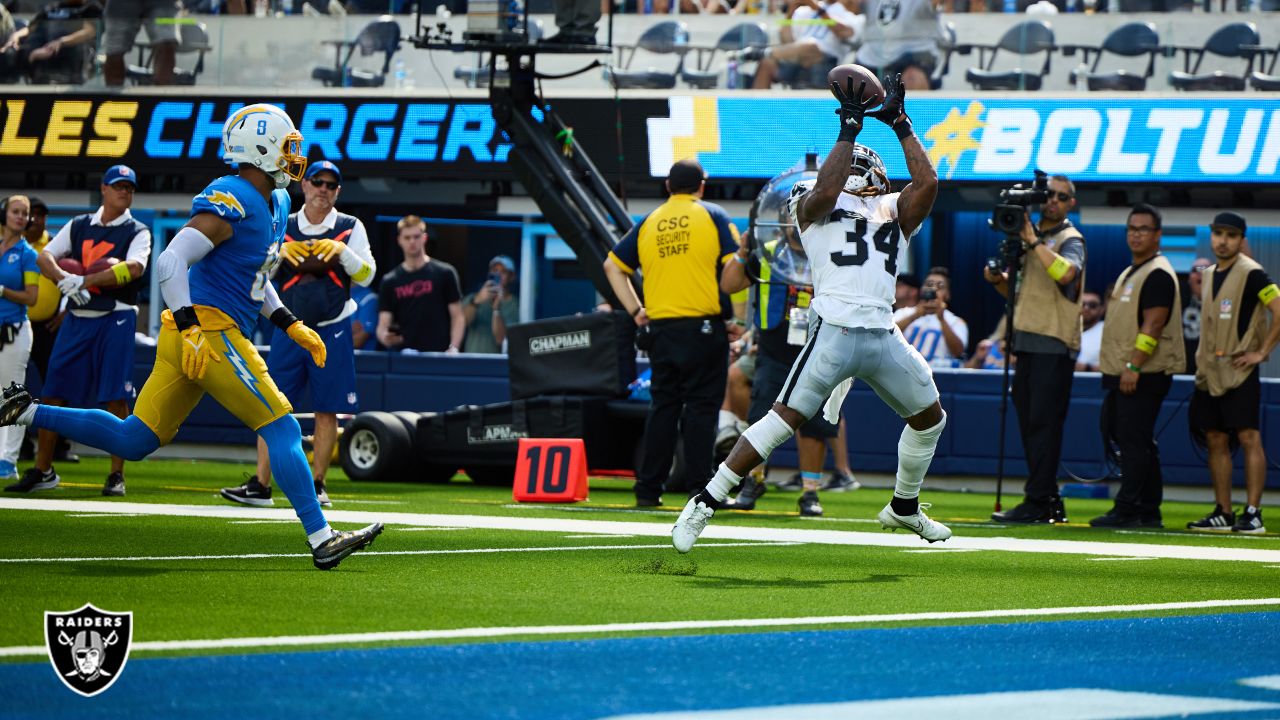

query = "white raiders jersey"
[790,185,914,329]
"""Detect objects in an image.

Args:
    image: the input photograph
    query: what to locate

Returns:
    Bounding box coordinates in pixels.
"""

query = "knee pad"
[741,410,795,458]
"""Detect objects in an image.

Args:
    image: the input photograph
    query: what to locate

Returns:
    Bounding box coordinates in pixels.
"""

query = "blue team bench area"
[28,348,1280,489]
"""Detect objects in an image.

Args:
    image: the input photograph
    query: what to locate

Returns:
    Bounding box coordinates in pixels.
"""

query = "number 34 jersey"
[188,175,291,338]
[793,188,913,330]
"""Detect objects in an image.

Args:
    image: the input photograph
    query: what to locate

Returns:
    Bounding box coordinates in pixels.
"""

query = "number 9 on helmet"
[221,104,308,189]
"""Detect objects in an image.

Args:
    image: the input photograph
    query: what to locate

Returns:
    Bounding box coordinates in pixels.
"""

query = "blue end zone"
[3,612,1278,719]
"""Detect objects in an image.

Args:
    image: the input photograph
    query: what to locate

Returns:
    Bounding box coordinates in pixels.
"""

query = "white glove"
[68,289,91,306]
[57,273,85,296]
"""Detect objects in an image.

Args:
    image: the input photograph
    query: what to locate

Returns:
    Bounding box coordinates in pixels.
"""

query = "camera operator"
[985,174,1085,525]
[894,266,968,368]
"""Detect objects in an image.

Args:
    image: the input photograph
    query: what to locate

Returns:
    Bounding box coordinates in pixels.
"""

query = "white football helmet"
[843,144,890,197]
[222,104,307,189]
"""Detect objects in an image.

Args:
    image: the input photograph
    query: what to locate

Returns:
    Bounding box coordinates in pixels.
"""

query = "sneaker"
[314,479,332,508]
[992,501,1053,524]
[1233,507,1266,535]
[1187,505,1235,532]
[733,46,766,63]
[714,423,742,455]
[727,474,766,510]
[4,467,58,493]
[1089,509,1142,528]
[821,471,861,493]
[672,494,716,553]
[221,475,274,507]
[1048,496,1069,524]
[311,523,384,570]
[770,473,804,492]
[878,502,951,542]
[798,490,823,517]
[636,496,662,508]
[102,472,125,497]
[0,383,33,426]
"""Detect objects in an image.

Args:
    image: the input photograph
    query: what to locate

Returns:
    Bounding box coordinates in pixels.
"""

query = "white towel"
[822,378,853,424]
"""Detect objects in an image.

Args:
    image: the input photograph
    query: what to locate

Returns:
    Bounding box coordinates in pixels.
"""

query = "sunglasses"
[1049,191,1073,202]
[308,178,339,190]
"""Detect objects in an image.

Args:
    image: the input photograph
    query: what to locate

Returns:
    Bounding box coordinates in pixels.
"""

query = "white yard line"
[65,513,145,518]
[0,597,1275,659]
[226,520,296,525]
[4,498,1280,563]
[1089,557,1158,562]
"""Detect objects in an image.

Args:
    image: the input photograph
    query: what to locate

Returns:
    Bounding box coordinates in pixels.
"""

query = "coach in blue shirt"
[0,195,40,484]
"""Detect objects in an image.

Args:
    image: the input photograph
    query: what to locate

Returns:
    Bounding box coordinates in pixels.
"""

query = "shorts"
[268,321,359,414]
[779,319,938,421]
[103,0,179,56]
[1190,370,1261,433]
[43,310,137,407]
[134,306,292,444]
[866,51,938,82]
[778,54,840,89]
[750,348,839,439]
[734,352,756,383]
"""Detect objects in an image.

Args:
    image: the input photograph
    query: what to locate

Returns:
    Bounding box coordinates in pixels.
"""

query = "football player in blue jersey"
[0,104,383,570]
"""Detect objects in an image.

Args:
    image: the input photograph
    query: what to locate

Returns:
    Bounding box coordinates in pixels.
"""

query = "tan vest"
[1100,255,1185,377]
[1013,225,1085,351]
[1196,255,1268,396]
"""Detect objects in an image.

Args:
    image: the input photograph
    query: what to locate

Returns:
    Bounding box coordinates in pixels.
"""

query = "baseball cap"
[489,255,515,273]
[103,165,137,187]
[667,159,706,193]
[896,273,921,289]
[305,160,342,184]
[1210,211,1246,236]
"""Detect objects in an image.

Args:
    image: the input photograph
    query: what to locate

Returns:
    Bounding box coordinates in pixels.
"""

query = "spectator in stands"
[221,160,376,510]
[603,159,739,507]
[1181,257,1211,377]
[1092,204,1183,529]
[965,318,1010,370]
[1075,289,1104,372]
[462,254,520,354]
[0,196,38,484]
[0,0,100,85]
[351,283,378,350]
[7,165,149,497]
[894,272,920,311]
[546,0,600,45]
[740,0,862,90]
[1187,212,1280,535]
[986,174,1085,525]
[103,0,177,86]
[894,265,968,368]
[855,0,946,91]
[377,215,463,354]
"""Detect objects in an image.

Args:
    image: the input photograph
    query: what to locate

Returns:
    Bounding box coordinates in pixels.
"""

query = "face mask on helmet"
[843,145,890,197]
[222,104,308,189]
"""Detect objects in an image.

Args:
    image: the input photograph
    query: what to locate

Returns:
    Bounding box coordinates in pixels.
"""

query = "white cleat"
[877,502,952,543]
[672,496,716,553]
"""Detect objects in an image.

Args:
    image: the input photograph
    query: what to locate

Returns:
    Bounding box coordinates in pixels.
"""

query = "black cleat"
[102,472,125,497]
[221,475,274,507]
[5,467,58,493]
[798,490,824,517]
[727,474,766,510]
[636,496,662,508]
[314,478,332,508]
[992,501,1053,524]
[312,523,384,570]
[0,383,33,427]
[1088,509,1142,528]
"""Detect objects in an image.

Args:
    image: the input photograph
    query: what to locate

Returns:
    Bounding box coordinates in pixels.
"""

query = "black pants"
[1108,375,1172,518]
[1012,351,1075,505]
[636,317,727,502]
[30,319,57,382]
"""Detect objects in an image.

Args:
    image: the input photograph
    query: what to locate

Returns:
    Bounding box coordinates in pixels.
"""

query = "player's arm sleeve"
[125,227,152,269]
[339,220,376,286]
[44,222,72,259]
[157,226,215,312]
[259,279,284,317]
[608,221,643,274]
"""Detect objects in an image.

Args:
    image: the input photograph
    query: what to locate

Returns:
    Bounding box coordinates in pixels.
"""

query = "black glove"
[870,73,913,139]
[831,77,877,145]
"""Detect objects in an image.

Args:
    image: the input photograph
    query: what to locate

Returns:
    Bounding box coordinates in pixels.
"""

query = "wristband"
[1125,362,1141,373]
[172,306,199,332]
[631,306,642,317]
[893,118,914,140]
[1046,255,1071,282]
[269,306,300,332]
[733,253,747,265]
[111,261,132,286]
[1134,333,1157,355]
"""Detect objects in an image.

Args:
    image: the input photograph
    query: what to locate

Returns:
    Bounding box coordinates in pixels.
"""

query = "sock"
[308,526,336,548]
[895,413,947,501]
[259,414,327,537]
[32,408,159,461]
[706,463,744,502]
[16,404,35,425]
[718,409,738,430]
[801,471,822,493]
[1246,505,1258,515]
[891,496,919,516]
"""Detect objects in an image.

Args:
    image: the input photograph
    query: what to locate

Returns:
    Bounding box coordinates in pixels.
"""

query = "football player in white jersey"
[673,74,950,552]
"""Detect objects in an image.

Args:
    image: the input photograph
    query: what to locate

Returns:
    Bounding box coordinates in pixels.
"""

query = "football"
[293,240,340,277]
[57,257,85,276]
[88,257,121,289]
[827,64,885,107]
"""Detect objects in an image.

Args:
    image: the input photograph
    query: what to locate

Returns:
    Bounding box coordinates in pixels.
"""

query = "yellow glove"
[286,321,326,368]
[280,241,311,267]
[310,238,345,263]
[180,325,221,380]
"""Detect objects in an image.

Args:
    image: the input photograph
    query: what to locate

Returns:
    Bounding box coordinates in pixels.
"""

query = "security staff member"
[1091,203,1183,528]
[1187,212,1280,535]
[604,159,740,507]
[985,174,1085,524]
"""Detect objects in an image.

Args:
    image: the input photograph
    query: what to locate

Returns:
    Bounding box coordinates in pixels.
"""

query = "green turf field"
[2,456,1277,661]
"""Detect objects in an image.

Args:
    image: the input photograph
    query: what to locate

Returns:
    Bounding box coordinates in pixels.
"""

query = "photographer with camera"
[985,174,1085,525]
[462,255,520,354]
[894,266,968,368]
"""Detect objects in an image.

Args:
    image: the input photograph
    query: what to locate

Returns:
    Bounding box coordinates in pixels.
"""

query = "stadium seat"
[125,21,212,86]
[1245,40,1280,90]
[680,22,768,90]
[1168,22,1260,92]
[1062,22,1161,92]
[958,20,1055,91]
[929,21,957,90]
[312,16,402,87]
[605,21,688,90]
[454,19,545,88]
